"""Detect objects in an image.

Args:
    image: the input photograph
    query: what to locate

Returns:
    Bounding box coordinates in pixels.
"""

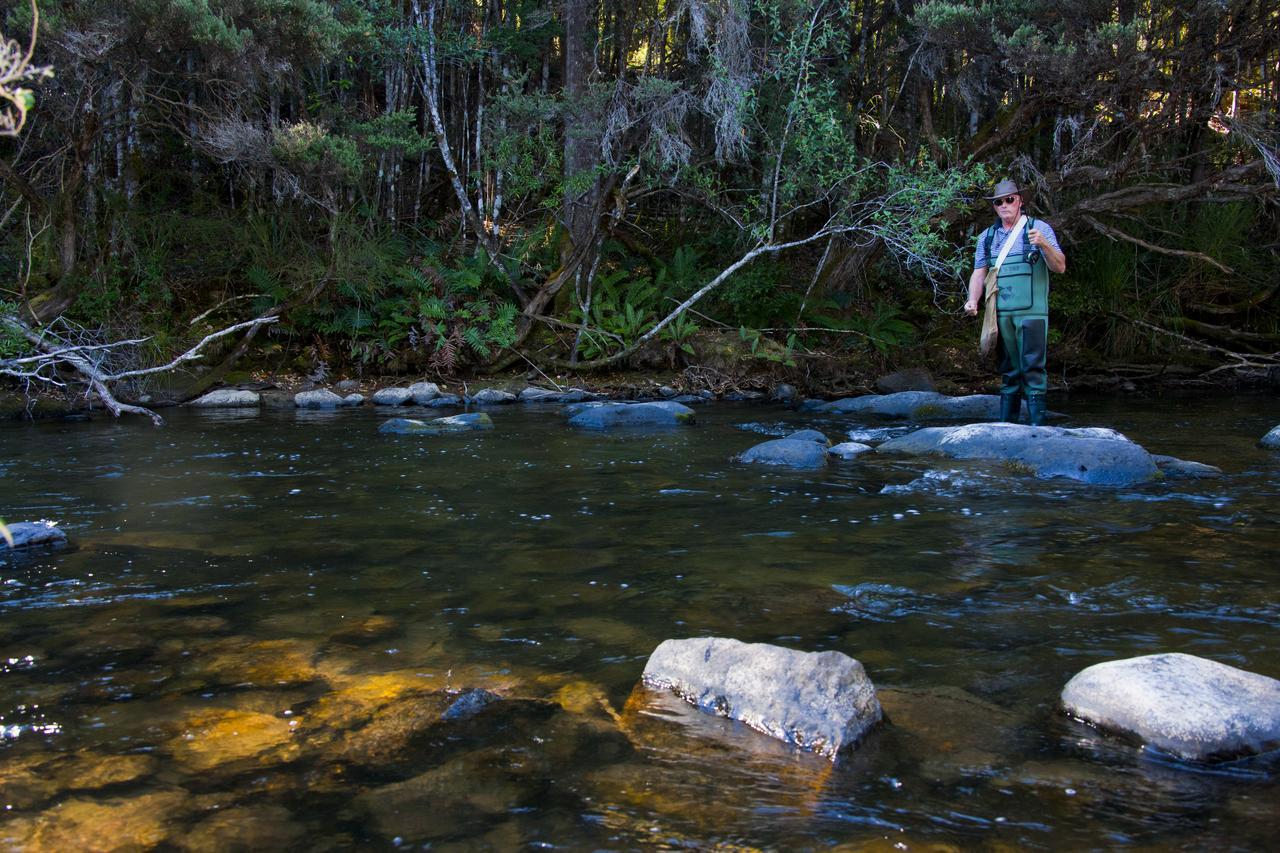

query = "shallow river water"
[2,392,1278,850]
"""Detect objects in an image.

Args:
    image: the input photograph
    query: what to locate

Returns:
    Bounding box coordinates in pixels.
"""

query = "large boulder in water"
[641,637,883,760]
[568,401,695,429]
[372,387,413,406]
[1061,653,1280,761]
[378,413,494,435]
[3,521,69,550]
[876,422,1160,486]
[734,438,829,470]
[807,391,1016,421]
[1260,425,1280,449]
[295,389,346,409]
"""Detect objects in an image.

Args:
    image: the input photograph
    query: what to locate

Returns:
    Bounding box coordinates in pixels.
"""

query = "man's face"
[993,193,1022,219]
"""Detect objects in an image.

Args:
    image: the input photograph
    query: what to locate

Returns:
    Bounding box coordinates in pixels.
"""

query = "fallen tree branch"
[1081,214,1233,273]
[1,313,279,425]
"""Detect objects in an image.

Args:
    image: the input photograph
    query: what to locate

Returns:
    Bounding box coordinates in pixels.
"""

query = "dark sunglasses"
[992,195,1019,207]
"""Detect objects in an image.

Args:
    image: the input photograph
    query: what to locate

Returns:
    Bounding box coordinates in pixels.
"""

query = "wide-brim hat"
[983,179,1028,200]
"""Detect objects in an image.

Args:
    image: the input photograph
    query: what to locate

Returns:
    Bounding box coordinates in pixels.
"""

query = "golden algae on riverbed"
[0,789,190,852]
[179,804,307,853]
[168,708,299,772]
[182,637,323,689]
[0,753,158,811]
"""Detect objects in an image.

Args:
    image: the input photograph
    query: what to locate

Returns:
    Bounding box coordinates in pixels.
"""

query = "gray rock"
[1261,425,1280,449]
[422,394,463,408]
[441,688,501,721]
[342,394,365,407]
[735,438,829,470]
[559,388,594,403]
[3,521,69,550]
[295,389,346,409]
[519,386,564,403]
[1061,653,1280,761]
[642,637,883,759]
[189,389,260,408]
[829,441,874,459]
[724,390,765,401]
[335,379,361,392]
[658,385,678,398]
[785,429,830,446]
[815,391,1009,421]
[468,388,517,405]
[372,387,413,406]
[1151,454,1223,479]
[874,368,936,394]
[877,422,1160,486]
[669,394,708,405]
[378,413,494,435]
[568,401,695,429]
[697,389,716,399]
[772,383,798,402]
[408,381,441,404]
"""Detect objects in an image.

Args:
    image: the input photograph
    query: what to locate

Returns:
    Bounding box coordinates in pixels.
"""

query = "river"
[2,393,1277,849]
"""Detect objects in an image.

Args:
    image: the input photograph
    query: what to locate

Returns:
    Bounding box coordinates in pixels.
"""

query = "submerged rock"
[182,804,306,853]
[189,389,260,408]
[877,422,1161,486]
[785,428,830,445]
[169,708,298,772]
[808,391,1015,421]
[734,438,829,470]
[568,401,695,429]
[828,441,873,460]
[641,637,883,759]
[3,521,68,550]
[372,387,413,406]
[1061,653,1280,761]
[422,394,463,408]
[378,413,494,435]
[1151,454,1223,479]
[1260,425,1280,449]
[0,789,190,851]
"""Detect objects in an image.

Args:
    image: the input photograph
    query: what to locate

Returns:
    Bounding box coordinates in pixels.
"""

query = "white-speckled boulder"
[1261,425,1280,449]
[372,387,414,406]
[877,422,1160,486]
[642,637,882,760]
[408,381,441,404]
[568,401,695,429]
[3,521,69,550]
[1061,653,1280,761]
[294,389,346,409]
[735,438,829,470]
[189,389,260,408]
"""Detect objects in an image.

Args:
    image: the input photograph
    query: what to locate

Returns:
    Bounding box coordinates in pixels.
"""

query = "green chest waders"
[985,219,1050,424]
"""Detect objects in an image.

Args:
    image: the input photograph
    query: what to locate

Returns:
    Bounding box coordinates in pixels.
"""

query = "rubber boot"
[1026,392,1047,426]
[999,390,1022,423]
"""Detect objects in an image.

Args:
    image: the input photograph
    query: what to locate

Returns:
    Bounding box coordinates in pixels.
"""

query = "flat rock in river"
[378,413,494,435]
[1061,653,1280,761]
[642,637,882,760]
[735,438,829,470]
[828,441,873,460]
[568,401,695,429]
[876,422,1160,486]
[807,391,1020,421]
[295,389,346,409]
[4,521,69,550]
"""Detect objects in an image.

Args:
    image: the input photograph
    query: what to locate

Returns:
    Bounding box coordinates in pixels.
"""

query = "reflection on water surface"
[2,394,1278,849]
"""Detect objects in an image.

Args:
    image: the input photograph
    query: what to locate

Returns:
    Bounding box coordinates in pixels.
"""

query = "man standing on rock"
[963,180,1066,425]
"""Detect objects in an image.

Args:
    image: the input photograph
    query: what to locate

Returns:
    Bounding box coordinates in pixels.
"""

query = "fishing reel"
[1025,248,1042,266]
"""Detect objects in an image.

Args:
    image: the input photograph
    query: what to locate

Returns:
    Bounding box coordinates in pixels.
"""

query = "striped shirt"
[974,219,1061,269]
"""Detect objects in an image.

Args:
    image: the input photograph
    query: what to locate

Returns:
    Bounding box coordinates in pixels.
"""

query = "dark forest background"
[2,0,1278,400]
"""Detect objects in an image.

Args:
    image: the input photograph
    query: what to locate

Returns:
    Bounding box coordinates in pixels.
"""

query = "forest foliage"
[1,0,1277,395]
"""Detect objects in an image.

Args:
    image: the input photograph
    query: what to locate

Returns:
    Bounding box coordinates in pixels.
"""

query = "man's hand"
[964,298,978,316]
[1028,228,1049,249]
